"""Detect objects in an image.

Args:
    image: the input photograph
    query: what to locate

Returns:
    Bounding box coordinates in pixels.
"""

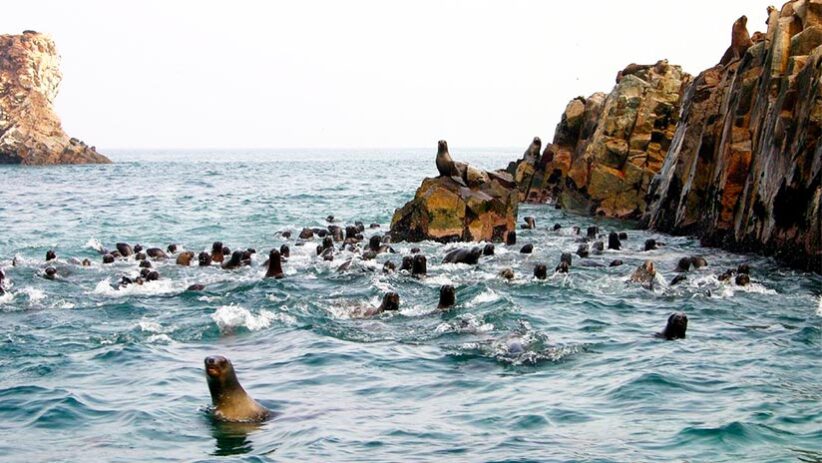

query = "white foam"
[817,296,822,316]
[91,277,178,297]
[211,305,277,332]
[466,289,500,307]
[85,237,105,253]
[137,320,164,333]
[147,334,172,344]
[0,292,13,305]
[20,287,46,303]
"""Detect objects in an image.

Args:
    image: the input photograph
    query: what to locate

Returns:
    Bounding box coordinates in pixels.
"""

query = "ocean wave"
[90,277,179,298]
[210,304,287,332]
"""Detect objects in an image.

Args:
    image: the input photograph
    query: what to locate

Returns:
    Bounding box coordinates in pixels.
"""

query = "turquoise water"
[0,149,819,463]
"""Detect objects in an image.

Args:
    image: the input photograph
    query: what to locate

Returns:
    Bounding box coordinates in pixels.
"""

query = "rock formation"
[0,31,109,165]
[645,2,822,272]
[391,142,518,243]
[508,60,691,218]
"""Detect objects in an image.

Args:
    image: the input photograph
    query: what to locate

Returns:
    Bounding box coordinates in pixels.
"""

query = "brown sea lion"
[116,243,133,257]
[435,140,459,177]
[204,355,270,423]
[443,247,482,265]
[629,260,656,290]
[264,250,284,279]
[719,16,753,65]
[176,251,195,266]
[146,248,168,260]
[211,242,225,263]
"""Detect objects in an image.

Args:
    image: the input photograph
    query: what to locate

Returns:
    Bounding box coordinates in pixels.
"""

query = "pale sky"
[1,1,768,149]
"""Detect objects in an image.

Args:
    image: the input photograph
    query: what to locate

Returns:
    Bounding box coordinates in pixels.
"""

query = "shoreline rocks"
[0,31,110,165]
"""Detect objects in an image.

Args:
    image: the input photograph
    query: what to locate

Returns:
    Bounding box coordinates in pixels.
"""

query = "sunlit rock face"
[0,31,110,165]
[644,0,822,272]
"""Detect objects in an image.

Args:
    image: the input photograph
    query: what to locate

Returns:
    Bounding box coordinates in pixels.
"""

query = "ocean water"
[0,149,819,463]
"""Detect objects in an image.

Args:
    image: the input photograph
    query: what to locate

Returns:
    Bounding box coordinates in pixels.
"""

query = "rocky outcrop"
[644,2,822,272]
[509,60,691,219]
[0,31,109,165]
[391,142,518,243]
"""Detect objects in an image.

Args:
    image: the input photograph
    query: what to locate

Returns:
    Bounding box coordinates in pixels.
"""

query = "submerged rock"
[0,32,110,165]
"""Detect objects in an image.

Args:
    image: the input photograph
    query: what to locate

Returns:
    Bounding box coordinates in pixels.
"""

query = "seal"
[644,239,657,251]
[655,313,688,340]
[211,242,225,263]
[520,244,534,254]
[412,255,427,277]
[204,355,270,423]
[675,257,691,273]
[499,268,515,280]
[102,254,115,264]
[719,16,753,66]
[438,285,456,309]
[167,244,179,254]
[264,249,284,279]
[735,274,751,286]
[400,256,413,272]
[560,252,573,266]
[608,232,621,250]
[116,243,133,257]
[198,251,212,267]
[139,260,152,269]
[222,251,244,270]
[483,244,495,256]
[146,248,168,260]
[443,247,482,265]
[46,250,57,262]
[506,231,517,246]
[555,262,570,274]
[534,264,548,280]
[383,261,396,273]
[435,140,459,177]
[690,256,708,269]
[299,228,314,240]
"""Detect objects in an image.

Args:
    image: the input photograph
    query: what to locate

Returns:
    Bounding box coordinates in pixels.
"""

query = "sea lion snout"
[204,355,229,377]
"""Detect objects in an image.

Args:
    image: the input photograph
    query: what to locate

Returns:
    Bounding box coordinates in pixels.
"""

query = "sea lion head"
[738,15,747,26]
[279,244,290,258]
[534,264,548,280]
[265,249,284,279]
[438,285,456,309]
[437,140,448,155]
[368,235,381,252]
[198,251,212,266]
[204,355,242,400]
[379,292,400,311]
[412,254,427,277]
[212,242,223,253]
[483,244,495,256]
[660,312,688,340]
[46,250,57,261]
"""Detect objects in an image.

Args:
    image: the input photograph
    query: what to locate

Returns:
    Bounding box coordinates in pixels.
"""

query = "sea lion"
[555,262,570,274]
[560,253,573,267]
[523,137,542,163]
[591,241,604,255]
[362,250,376,260]
[356,292,400,317]
[264,250,284,279]
[146,248,168,260]
[187,284,206,291]
[315,245,324,256]
[299,228,314,240]
[146,271,160,281]
[719,16,753,66]
[553,223,562,231]
[629,260,656,290]
[368,235,382,253]
[167,244,178,254]
[483,244,495,256]
[572,226,581,235]
[133,244,144,253]
[576,244,590,258]
[281,231,292,239]
[46,250,57,262]
[198,252,212,266]
[690,256,708,269]
[608,232,621,250]
[383,261,396,273]
[412,255,427,277]
[328,225,343,242]
[586,226,598,240]
[102,254,115,264]
[312,228,328,238]
[644,239,658,251]
[326,215,335,223]
[534,264,548,280]
[520,244,534,254]
[176,251,195,266]
[345,226,359,241]
[609,259,624,267]
[140,268,151,279]
[737,264,751,275]
[370,223,380,229]
[675,257,692,273]
[211,242,225,263]
[438,285,456,309]
[400,256,413,272]
[410,247,421,254]
[656,313,688,340]
[204,355,270,423]
[522,217,536,230]
[43,266,57,280]
[222,251,244,270]
[499,268,515,280]
[435,140,459,177]
[321,248,334,261]
[116,243,133,257]
[139,260,152,269]
[355,221,365,233]
[670,274,688,286]
[735,274,751,286]
[618,232,628,240]
[506,231,517,246]
[82,259,91,267]
[443,247,482,265]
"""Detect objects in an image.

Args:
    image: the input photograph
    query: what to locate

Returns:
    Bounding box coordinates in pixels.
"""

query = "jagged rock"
[644,2,822,272]
[391,143,518,243]
[0,32,110,165]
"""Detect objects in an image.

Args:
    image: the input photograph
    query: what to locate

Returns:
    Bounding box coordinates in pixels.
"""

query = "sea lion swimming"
[352,292,401,318]
[483,244,495,256]
[412,255,427,277]
[629,260,656,290]
[520,244,534,254]
[198,252,212,267]
[279,244,290,259]
[204,355,270,423]
[675,257,692,273]
[443,247,482,265]
[116,243,133,257]
[211,242,225,263]
[608,232,621,250]
[435,140,459,177]
[400,256,413,272]
[176,251,195,266]
[146,248,168,260]
[499,268,515,280]
[644,239,658,251]
[167,244,178,254]
[102,254,115,264]
[576,244,590,258]
[222,251,244,270]
[522,217,536,230]
[655,313,688,340]
[534,264,548,280]
[46,250,57,262]
[383,261,396,273]
[438,285,456,309]
[139,260,152,269]
[264,250,284,279]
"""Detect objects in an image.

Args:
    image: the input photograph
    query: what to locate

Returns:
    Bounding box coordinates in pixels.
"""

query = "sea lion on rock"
[520,244,533,254]
[435,140,459,177]
[204,355,270,423]
[264,250,284,279]
[222,251,244,270]
[116,243,133,257]
[443,247,482,265]
[176,251,195,266]
[719,16,753,66]
[608,232,621,250]
[483,244,495,256]
[46,250,57,262]
[438,285,456,309]
[629,260,656,290]
[534,264,548,280]
[656,313,688,340]
[211,242,225,263]
[412,255,427,277]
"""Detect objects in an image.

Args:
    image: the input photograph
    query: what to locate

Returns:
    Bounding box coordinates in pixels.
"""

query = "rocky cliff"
[0,31,109,165]
[508,61,691,219]
[644,2,821,272]
[391,142,518,243]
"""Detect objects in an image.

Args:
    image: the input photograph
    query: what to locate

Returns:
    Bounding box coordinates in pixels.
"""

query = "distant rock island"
[0,31,109,165]
[508,1,821,272]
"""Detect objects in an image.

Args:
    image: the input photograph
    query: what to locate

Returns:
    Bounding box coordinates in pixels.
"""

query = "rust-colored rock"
[391,143,518,243]
[645,1,822,272]
[0,31,109,165]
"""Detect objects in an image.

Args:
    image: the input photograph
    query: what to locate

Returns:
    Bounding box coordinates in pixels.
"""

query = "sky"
[1,1,768,150]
